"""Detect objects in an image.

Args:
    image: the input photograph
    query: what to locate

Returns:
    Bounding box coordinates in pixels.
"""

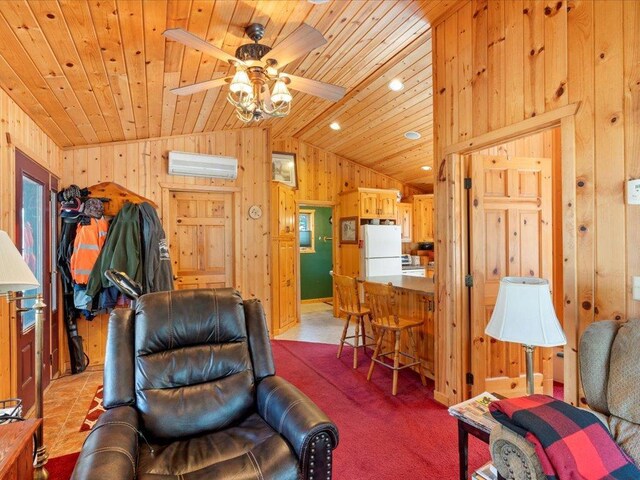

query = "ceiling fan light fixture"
[271,80,292,104]
[329,122,341,131]
[388,79,404,91]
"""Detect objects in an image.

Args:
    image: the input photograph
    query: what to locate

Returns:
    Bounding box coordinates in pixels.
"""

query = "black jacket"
[139,202,174,293]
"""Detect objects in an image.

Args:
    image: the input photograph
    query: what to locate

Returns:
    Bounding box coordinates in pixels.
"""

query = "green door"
[299,206,333,300]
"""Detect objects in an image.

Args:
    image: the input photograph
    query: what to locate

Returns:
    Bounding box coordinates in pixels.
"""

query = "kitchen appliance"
[360,225,402,277]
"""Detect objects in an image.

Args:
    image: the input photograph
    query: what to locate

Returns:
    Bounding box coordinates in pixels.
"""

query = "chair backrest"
[363,281,399,327]
[334,274,362,315]
[133,288,256,440]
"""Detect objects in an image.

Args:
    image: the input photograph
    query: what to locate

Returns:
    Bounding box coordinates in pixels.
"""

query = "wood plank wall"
[0,88,62,400]
[272,137,425,202]
[431,0,640,406]
[61,128,271,368]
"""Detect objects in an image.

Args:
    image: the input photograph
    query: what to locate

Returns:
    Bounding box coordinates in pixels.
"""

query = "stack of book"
[447,391,500,433]
[472,462,498,480]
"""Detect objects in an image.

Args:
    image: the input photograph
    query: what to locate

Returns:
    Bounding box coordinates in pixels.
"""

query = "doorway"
[466,128,562,398]
[299,205,333,303]
[15,149,59,412]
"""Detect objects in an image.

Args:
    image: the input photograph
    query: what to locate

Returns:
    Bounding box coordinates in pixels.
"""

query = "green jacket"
[86,202,141,299]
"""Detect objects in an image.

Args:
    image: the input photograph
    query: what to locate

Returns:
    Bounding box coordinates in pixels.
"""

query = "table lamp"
[0,229,48,479]
[485,276,566,396]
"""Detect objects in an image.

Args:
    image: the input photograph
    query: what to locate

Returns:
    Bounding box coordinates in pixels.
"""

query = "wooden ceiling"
[0,0,456,187]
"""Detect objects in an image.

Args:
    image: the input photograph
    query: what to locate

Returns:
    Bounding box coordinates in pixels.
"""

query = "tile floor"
[42,301,347,459]
[38,366,103,458]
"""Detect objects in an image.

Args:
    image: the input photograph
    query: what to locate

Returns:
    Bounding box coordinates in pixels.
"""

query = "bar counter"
[360,274,436,378]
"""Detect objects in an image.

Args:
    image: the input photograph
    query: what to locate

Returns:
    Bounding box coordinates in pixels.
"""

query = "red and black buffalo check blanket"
[490,394,640,480]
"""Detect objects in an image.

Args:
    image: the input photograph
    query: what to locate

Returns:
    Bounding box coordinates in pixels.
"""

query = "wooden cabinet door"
[378,192,398,218]
[359,192,379,219]
[273,184,296,238]
[278,240,297,329]
[168,191,234,289]
[469,154,553,397]
[413,195,434,242]
[397,203,412,242]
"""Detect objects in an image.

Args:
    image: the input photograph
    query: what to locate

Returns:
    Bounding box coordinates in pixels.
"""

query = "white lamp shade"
[0,230,39,293]
[271,80,292,104]
[485,276,566,347]
[229,69,253,95]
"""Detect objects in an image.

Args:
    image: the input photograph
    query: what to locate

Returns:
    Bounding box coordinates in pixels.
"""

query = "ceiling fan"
[163,23,346,123]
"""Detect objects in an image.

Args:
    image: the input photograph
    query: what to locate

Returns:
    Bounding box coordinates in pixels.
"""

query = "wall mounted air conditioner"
[168,151,238,179]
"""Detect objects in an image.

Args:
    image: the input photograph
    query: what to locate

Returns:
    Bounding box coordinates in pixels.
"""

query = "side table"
[457,416,505,480]
[0,419,41,480]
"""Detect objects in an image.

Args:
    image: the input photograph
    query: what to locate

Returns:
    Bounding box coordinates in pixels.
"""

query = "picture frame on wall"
[339,217,358,244]
[272,152,297,188]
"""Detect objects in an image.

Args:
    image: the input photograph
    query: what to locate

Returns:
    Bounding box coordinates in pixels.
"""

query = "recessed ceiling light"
[307,0,329,3]
[330,122,341,131]
[388,79,404,91]
[404,131,421,140]
[421,165,432,171]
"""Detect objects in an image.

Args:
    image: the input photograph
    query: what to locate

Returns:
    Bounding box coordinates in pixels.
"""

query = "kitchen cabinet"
[271,183,298,335]
[343,188,399,219]
[271,182,296,239]
[413,194,434,242]
[397,203,412,242]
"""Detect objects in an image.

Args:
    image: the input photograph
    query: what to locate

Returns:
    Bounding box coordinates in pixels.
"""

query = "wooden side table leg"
[458,421,468,480]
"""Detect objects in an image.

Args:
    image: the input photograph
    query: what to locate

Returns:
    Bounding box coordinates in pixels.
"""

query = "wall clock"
[248,205,263,219]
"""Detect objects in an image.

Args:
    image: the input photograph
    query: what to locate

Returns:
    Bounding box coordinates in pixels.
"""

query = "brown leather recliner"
[71,289,339,480]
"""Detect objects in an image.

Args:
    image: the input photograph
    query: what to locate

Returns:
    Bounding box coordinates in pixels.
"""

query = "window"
[299,209,315,253]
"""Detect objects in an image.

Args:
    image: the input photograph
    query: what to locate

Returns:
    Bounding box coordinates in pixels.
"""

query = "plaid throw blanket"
[490,395,640,480]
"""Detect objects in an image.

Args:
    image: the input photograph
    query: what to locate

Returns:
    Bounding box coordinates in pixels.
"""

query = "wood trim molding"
[295,199,337,207]
[442,103,580,156]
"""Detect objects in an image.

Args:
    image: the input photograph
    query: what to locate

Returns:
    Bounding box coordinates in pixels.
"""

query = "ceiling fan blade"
[265,24,327,68]
[163,28,244,66]
[282,74,346,102]
[171,77,229,96]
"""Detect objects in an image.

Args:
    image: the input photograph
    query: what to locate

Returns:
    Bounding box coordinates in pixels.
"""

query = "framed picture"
[272,152,297,188]
[339,217,358,244]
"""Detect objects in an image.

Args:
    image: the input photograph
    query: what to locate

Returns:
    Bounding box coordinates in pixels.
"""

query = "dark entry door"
[15,150,56,411]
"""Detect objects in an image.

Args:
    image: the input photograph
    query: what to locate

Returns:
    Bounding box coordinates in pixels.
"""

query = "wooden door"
[278,240,297,330]
[378,192,398,218]
[359,192,379,219]
[168,191,234,289]
[397,203,412,242]
[469,154,553,397]
[15,150,54,411]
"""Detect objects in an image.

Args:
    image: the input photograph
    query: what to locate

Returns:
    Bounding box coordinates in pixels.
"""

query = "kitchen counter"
[363,275,435,294]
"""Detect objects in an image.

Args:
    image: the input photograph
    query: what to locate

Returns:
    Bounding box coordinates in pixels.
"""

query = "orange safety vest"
[71,217,109,284]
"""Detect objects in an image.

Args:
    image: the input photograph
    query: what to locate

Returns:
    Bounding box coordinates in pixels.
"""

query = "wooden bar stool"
[364,281,426,395]
[334,274,375,368]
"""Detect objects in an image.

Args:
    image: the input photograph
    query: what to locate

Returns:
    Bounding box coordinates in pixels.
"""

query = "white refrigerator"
[360,225,402,277]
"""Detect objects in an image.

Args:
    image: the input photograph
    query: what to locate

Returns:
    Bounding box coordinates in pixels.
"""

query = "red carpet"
[48,340,489,479]
[79,385,105,432]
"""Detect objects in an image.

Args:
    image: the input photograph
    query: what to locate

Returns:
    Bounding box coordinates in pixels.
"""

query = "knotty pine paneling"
[431,0,640,406]
[0,88,62,400]
[61,128,271,367]
[273,137,425,202]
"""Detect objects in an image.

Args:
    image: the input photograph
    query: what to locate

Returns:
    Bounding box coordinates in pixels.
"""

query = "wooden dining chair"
[333,274,374,368]
[363,281,426,395]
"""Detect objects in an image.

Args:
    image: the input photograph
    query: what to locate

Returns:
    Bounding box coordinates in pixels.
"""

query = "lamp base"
[524,344,535,396]
[34,445,49,480]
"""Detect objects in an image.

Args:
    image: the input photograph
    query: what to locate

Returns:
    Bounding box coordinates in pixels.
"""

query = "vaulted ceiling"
[0,0,457,188]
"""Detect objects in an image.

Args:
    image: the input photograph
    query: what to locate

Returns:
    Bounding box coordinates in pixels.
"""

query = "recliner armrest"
[71,406,140,480]
[257,375,339,478]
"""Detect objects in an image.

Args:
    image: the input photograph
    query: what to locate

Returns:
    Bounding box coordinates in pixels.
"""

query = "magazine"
[448,391,499,432]
[472,462,498,480]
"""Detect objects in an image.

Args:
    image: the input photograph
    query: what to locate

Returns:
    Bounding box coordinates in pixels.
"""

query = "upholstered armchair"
[71,289,339,480]
[490,319,640,479]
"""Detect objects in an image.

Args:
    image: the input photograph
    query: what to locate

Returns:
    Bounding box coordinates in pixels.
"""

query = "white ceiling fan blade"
[171,77,229,96]
[265,24,327,68]
[163,28,244,66]
[282,74,345,102]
